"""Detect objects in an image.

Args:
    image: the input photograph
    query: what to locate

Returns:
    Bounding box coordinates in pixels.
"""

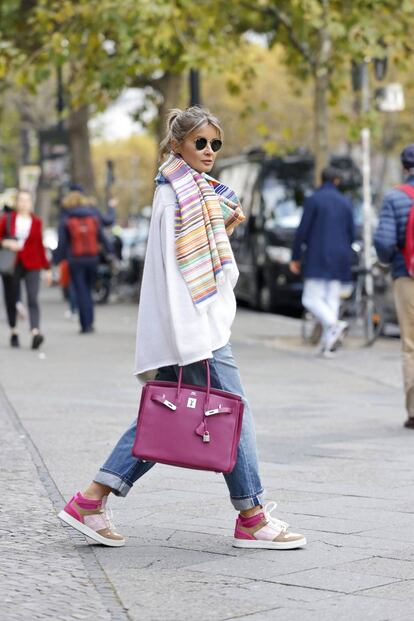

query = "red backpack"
[66,216,99,256]
[398,185,414,277]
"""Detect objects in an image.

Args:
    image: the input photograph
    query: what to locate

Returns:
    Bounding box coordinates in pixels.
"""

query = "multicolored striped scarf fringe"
[159,154,245,309]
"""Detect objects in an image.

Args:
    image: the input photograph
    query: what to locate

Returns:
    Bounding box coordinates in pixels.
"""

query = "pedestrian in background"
[374,144,414,429]
[0,194,28,321]
[57,106,306,551]
[0,189,51,348]
[54,187,112,334]
[290,166,354,356]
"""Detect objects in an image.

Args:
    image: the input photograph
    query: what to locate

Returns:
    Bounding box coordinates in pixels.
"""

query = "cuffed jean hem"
[95,468,265,510]
[94,469,132,498]
[230,490,265,511]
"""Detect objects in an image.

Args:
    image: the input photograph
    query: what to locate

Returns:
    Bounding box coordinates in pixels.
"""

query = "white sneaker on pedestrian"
[325,320,348,352]
[316,346,337,359]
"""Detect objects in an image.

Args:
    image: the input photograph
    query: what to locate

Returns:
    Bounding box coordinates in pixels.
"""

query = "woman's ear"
[171,138,180,155]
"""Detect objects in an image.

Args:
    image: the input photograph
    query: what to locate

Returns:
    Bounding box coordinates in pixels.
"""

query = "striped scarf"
[159,154,245,308]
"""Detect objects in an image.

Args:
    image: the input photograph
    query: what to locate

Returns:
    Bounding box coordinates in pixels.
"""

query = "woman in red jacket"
[0,190,51,348]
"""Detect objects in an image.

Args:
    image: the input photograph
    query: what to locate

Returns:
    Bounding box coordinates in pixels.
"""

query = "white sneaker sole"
[320,350,337,359]
[326,323,348,351]
[58,510,125,547]
[233,536,307,550]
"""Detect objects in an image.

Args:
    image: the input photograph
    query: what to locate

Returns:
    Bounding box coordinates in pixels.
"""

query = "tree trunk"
[155,72,184,148]
[68,105,96,195]
[313,67,329,185]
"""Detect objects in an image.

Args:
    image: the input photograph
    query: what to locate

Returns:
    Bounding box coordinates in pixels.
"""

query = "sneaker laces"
[102,506,116,532]
[264,501,289,533]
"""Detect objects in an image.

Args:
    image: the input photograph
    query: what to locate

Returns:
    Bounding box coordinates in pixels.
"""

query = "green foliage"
[0,103,20,186]
[2,0,414,184]
[0,0,242,107]
[4,0,413,140]
[231,0,414,175]
[203,44,315,156]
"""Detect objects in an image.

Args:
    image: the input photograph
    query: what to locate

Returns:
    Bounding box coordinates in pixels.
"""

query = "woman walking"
[0,190,51,348]
[58,107,306,550]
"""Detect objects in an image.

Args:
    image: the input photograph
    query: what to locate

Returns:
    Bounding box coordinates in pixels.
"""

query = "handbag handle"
[176,360,211,408]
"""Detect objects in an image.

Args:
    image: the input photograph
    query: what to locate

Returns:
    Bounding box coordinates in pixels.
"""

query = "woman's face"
[174,123,221,174]
[16,191,33,215]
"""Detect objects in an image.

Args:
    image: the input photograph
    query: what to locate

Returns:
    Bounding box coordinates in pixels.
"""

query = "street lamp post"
[360,61,375,344]
[57,66,64,131]
[105,159,115,207]
[189,69,201,106]
[353,53,395,344]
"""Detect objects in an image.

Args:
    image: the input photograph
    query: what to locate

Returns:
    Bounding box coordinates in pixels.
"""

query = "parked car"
[111,211,151,301]
[216,150,364,312]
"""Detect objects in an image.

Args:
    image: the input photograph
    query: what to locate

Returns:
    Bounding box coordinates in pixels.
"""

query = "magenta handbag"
[132,361,244,473]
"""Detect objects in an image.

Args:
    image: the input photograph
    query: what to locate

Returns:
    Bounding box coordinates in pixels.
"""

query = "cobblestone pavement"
[2,289,414,621]
[0,388,126,621]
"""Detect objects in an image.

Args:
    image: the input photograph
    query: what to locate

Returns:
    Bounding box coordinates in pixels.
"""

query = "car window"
[262,173,311,228]
[219,163,260,217]
[218,166,245,199]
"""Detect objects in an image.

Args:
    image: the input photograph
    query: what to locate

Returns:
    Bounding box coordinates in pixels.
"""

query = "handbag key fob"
[203,431,210,443]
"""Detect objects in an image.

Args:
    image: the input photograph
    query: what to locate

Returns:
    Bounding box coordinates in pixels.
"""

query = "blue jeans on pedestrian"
[94,343,265,511]
[69,257,98,331]
[68,281,78,314]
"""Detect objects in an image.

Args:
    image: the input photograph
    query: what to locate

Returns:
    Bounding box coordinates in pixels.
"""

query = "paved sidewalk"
[1,289,414,621]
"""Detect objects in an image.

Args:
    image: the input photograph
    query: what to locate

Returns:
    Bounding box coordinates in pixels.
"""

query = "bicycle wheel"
[301,311,322,345]
[362,296,385,346]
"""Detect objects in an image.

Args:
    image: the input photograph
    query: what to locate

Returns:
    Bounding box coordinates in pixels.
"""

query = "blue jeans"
[94,343,265,511]
[68,281,78,314]
[69,257,98,331]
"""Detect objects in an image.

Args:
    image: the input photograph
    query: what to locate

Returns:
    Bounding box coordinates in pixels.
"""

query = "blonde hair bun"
[166,108,182,129]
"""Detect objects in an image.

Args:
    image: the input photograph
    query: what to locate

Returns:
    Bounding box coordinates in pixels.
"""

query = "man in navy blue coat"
[290,166,354,355]
[374,144,414,428]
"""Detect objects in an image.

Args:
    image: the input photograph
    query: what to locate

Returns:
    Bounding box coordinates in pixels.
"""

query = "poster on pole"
[375,83,405,112]
[39,125,70,188]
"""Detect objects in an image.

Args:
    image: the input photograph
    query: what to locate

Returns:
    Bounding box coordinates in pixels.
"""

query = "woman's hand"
[289,260,301,275]
[1,239,20,252]
[43,269,53,287]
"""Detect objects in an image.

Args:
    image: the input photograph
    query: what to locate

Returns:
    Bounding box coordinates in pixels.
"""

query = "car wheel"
[93,282,110,304]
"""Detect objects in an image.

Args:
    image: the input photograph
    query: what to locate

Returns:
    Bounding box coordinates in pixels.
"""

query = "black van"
[216,150,362,312]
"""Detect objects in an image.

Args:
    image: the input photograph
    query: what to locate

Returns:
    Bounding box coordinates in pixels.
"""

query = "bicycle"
[340,264,385,346]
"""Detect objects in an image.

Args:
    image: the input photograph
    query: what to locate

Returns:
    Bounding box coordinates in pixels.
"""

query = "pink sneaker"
[58,492,125,547]
[233,502,306,550]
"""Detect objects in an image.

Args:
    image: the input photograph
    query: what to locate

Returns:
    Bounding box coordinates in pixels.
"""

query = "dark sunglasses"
[194,137,223,152]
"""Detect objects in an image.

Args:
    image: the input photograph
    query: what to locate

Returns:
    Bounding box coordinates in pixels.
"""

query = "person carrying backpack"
[374,144,414,429]
[54,189,112,333]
